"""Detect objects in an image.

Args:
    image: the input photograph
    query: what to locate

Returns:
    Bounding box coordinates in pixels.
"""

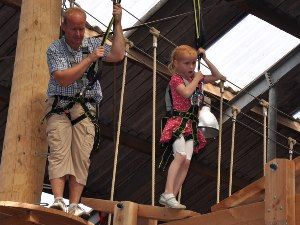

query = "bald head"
[62,7,86,50]
[63,7,86,25]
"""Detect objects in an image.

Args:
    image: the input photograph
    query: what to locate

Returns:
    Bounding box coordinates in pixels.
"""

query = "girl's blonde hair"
[168,45,197,73]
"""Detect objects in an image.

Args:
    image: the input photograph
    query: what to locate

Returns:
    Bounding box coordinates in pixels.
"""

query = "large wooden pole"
[0,0,61,203]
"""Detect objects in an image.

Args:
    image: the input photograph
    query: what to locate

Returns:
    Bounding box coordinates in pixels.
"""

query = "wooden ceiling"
[0,0,299,214]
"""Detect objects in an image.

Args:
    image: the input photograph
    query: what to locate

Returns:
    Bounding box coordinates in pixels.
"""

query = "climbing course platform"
[0,201,92,225]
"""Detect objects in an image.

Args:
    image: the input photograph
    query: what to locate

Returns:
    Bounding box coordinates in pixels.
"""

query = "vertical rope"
[68,0,75,7]
[193,0,200,38]
[217,81,224,203]
[228,106,239,196]
[193,0,203,71]
[113,63,117,155]
[288,137,296,160]
[150,27,160,206]
[107,40,131,225]
[260,100,268,175]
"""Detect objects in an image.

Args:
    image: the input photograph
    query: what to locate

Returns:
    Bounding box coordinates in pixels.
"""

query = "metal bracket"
[264,72,273,87]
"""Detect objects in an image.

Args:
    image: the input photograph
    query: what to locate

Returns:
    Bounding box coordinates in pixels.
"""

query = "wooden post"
[296,195,300,224]
[113,201,138,225]
[265,159,295,225]
[0,0,61,203]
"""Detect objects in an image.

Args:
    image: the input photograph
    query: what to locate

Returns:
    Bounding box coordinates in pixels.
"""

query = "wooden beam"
[163,202,264,225]
[81,198,117,214]
[251,106,300,133]
[211,177,264,211]
[137,203,199,221]
[113,201,138,225]
[204,83,234,101]
[0,0,21,8]
[81,198,199,221]
[265,159,295,225]
[0,201,93,225]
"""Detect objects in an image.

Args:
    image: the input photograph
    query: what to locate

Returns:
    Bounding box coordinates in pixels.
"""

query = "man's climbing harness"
[44,94,101,152]
[44,0,121,153]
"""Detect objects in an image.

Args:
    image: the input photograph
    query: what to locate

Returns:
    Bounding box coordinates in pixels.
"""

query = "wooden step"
[0,201,92,225]
[81,197,199,222]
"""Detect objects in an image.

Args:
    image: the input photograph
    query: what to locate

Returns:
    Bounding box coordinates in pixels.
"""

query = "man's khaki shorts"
[46,98,96,185]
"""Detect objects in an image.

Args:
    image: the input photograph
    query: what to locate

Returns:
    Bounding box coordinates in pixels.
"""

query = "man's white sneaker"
[49,197,67,212]
[68,204,90,220]
[159,194,186,209]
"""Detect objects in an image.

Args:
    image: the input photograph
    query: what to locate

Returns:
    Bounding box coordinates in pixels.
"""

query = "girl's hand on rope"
[113,4,122,24]
[88,46,105,62]
[197,48,206,59]
[194,71,203,82]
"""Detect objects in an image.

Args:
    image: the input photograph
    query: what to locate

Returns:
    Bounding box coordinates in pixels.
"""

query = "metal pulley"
[198,105,219,138]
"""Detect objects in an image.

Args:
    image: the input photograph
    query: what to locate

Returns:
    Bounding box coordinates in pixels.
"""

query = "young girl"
[159,45,225,209]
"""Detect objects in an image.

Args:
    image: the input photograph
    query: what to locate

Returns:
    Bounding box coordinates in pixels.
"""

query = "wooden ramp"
[0,201,92,225]
[82,197,199,224]
[85,158,299,225]
[212,157,300,213]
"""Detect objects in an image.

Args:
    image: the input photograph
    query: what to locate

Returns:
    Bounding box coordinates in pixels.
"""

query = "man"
[45,4,124,218]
